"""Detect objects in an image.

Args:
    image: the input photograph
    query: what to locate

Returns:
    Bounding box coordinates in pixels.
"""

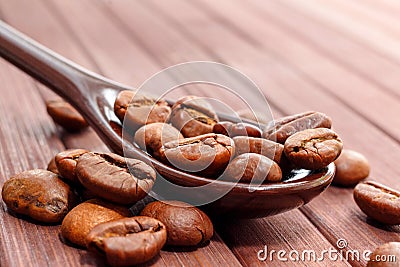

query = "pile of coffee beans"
[117,93,345,183]
[4,92,395,265]
[1,149,214,266]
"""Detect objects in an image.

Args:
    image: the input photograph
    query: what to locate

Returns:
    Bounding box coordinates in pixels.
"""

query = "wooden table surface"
[1,1,399,266]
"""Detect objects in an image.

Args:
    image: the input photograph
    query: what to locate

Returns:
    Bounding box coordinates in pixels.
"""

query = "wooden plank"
[138,0,400,266]
[252,0,400,99]
[280,0,400,65]
[193,0,400,143]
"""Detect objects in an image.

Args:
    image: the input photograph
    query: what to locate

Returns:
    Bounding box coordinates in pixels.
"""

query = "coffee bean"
[46,98,88,132]
[169,96,218,137]
[263,111,332,144]
[140,201,213,246]
[114,90,171,131]
[367,242,400,267]
[160,133,234,177]
[76,152,156,205]
[1,169,76,223]
[47,156,59,175]
[354,181,400,225]
[86,216,167,266]
[213,121,262,138]
[233,136,284,164]
[333,149,370,187]
[55,149,89,184]
[284,128,343,170]
[134,123,183,160]
[61,199,131,247]
[222,153,282,183]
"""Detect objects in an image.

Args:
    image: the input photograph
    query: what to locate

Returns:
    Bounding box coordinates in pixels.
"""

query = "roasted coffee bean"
[160,133,234,177]
[1,169,76,223]
[222,153,282,183]
[114,90,171,131]
[333,149,370,187]
[55,149,89,184]
[263,111,332,144]
[367,242,400,267]
[140,201,213,246]
[61,199,131,247]
[134,123,183,160]
[233,136,283,163]
[86,216,167,266]
[284,128,343,170]
[354,181,400,225]
[47,156,59,175]
[76,152,155,205]
[46,98,88,132]
[169,96,218,137]
[213,121,262,138]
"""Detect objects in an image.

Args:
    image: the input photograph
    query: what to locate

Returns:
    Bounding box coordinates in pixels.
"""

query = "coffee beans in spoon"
[76,152,156,205]
[86,216,167,266]
[233,136,284,164]
[169,96,218,137]
[114,90,171,131]
[222,153,282,183]
[159,133,234,177]
[134,122,183,160]
[263,111,332,144]
[213,121,262,138]
[284,128,343,170]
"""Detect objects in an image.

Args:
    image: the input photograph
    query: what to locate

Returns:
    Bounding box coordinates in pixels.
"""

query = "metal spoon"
[0,21,334,218]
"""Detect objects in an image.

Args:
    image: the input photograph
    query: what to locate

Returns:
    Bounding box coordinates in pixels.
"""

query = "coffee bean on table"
[367,242,400,267]
[263,111,332,144]
[233,136,284,164]
[159,133,234,177]
[61,199,131,247]
[213,121,262,138]
[134,123,183,160]
[55,149,89,184]
[284,128,343,170]
[114,90,171,131]
[333,149,370,187]
[1,169,76,223]
[223,153,282,183]
[47,156,59,175]
[140,201,213,246]
[76,152,156,205]
[46,98,88,132]
[169,96,218,137]
[354,181,400,225]
[86,216,167,266]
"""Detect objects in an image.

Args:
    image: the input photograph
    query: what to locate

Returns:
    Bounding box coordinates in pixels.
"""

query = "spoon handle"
[0,20,127,106]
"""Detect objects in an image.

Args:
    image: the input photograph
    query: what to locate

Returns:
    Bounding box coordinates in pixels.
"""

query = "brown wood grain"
[0,0,399,266]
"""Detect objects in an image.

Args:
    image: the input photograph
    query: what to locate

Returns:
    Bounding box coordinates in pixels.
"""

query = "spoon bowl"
[0,21,334,218]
